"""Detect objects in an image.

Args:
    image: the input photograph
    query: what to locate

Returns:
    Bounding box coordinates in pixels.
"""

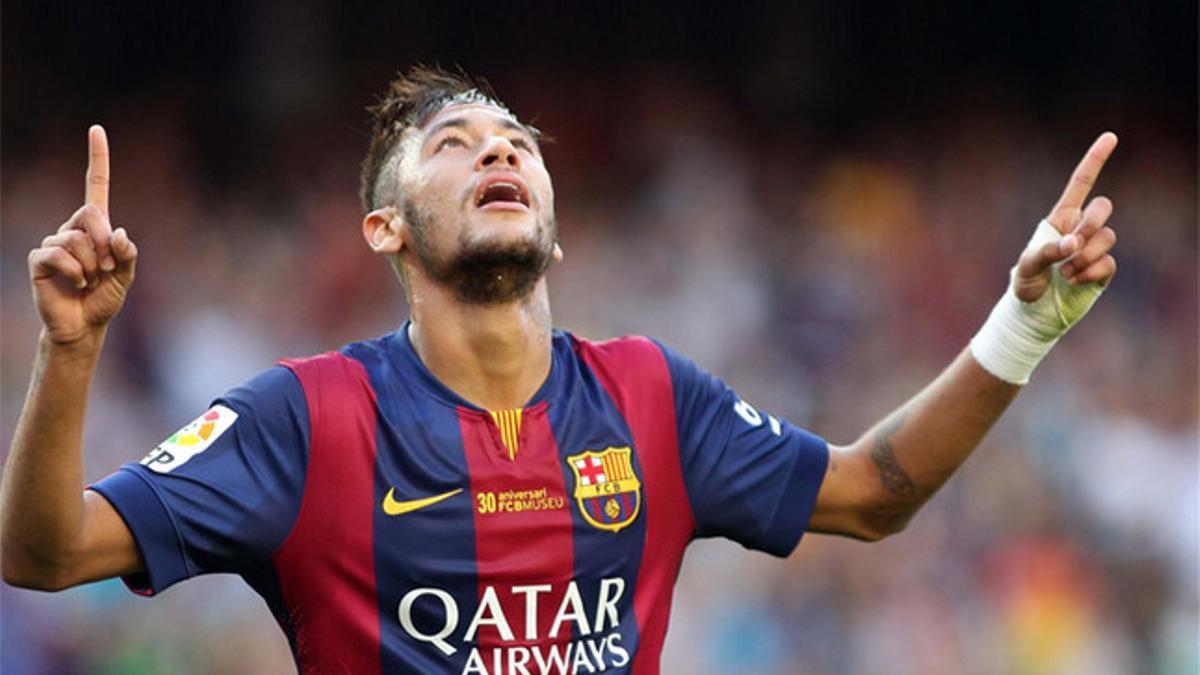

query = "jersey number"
[733,398,782,436]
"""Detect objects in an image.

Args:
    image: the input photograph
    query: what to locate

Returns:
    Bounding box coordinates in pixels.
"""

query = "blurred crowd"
[1,74,1196,674]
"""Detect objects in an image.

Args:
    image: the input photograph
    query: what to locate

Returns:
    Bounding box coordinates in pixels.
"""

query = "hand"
[1013,132,1118,303]
[27,126,138,346]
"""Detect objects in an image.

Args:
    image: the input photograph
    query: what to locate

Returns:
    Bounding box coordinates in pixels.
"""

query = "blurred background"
[2,2,1196,673]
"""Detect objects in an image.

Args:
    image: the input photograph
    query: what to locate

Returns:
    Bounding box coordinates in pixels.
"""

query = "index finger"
[86,125,110,214]
[1048,132,1117,229]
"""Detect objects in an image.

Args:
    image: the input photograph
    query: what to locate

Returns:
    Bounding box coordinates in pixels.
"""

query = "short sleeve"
[654,341,829,557]
[89,365,310,595]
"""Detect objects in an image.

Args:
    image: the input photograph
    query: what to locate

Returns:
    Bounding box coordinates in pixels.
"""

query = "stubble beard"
[404,200,556,305]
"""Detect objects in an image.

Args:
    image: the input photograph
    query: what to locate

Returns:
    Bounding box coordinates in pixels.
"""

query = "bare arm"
[1,126,143,590]
[810,133,1120,541]
[808,351,1017,540]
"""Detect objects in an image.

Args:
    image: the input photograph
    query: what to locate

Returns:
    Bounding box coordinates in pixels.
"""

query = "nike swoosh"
[382,487,464,516]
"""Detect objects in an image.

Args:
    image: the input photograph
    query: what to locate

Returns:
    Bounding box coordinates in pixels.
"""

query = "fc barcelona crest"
[566,447,642,533]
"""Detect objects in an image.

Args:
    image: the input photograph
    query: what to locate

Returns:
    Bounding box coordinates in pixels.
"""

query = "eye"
[509,137,536,153]
[434,135,468,153]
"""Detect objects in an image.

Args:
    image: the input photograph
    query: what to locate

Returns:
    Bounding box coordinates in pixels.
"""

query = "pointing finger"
[86,125,110,215]
[1048,132,1118,232]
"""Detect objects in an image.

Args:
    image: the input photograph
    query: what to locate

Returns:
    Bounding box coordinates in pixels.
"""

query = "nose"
[475,135,521,171]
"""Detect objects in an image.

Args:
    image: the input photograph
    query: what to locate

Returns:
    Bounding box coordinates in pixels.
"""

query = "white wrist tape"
[970,219,1107,385]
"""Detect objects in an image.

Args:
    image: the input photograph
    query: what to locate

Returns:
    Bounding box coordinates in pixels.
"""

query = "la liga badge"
[567,446,642,532]
[141,405,238,474]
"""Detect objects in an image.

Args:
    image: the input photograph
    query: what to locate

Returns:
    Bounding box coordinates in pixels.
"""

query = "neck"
[407,277,553,411]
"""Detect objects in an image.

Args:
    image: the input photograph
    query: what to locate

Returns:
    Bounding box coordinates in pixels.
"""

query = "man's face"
[395,102,557,304]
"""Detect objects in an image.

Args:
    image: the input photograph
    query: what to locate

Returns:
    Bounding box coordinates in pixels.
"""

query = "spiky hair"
[359,65,513,212]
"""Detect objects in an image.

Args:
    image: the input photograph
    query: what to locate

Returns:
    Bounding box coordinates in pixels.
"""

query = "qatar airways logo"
[398,578,630,674]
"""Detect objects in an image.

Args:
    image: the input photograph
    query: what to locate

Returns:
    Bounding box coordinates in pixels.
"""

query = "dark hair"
[359,65,509,212]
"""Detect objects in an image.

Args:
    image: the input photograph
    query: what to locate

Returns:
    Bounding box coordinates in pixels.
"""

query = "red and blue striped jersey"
[92,325,829,674]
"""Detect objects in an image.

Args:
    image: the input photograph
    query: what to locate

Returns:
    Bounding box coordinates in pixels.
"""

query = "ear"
[552,242,564,262]
[363,206,404,254]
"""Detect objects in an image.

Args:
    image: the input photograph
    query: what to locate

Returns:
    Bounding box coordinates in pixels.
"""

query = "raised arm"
[1,126,144,590]
[809,132,1119,541]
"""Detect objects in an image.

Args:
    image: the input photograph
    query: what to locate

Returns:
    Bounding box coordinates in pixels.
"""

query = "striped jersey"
[92,324,829,674]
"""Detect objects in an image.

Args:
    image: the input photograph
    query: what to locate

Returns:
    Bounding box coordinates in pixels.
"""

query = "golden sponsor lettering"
[476,486,564,515]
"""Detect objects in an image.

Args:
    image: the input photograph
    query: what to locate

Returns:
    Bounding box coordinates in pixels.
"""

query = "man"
[2,67,1118,674]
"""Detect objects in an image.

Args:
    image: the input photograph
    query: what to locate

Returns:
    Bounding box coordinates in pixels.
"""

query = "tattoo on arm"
[871,413,916,497]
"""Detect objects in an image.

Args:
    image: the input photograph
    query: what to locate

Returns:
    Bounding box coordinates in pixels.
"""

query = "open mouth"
[475,175,531,210]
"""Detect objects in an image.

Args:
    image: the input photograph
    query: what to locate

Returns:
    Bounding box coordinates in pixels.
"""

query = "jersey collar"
[391,320,564,412]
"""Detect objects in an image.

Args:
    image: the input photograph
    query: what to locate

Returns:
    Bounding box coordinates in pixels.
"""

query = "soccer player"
[2,67,1119,674]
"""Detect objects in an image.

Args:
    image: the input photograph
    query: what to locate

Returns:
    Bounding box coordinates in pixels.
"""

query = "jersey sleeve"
[89,365,310,595]
[653,341,829,557]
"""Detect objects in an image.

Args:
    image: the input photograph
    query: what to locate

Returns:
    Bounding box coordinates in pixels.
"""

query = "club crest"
[566,447,642,533]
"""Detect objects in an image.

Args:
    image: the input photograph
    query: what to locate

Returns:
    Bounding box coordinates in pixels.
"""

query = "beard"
[404,200,556,305]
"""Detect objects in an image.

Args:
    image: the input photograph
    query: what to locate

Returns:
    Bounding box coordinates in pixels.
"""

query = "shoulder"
[561,332,674,380]
[277,333,395,385]
[566,332,704,382]
[220,364,304,413]
[562,331,667,364]
[558,331,696,396]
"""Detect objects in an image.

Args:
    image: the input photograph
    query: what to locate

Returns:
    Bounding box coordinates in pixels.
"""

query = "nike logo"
[382,487,464,516]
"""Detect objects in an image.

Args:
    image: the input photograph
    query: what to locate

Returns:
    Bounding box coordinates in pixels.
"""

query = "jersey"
[90,325,830,674]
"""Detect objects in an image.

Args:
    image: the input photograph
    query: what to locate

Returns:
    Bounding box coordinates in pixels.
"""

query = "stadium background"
[2,2,1196,673]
